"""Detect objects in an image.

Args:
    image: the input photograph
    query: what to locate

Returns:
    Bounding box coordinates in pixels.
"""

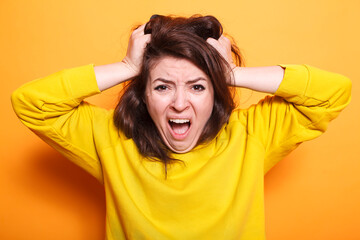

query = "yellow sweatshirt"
[11,64,351,239]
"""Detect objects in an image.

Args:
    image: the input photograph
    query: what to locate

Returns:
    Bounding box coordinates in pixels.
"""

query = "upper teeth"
[169,119,190,124]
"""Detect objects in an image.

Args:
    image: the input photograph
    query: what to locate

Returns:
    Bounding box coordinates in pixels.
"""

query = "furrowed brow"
[186,78,208,84]
[152,77,208,84]
[152,78,174,84]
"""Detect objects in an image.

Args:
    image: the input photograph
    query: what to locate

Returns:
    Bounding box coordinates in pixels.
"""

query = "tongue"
[171,123,189,134]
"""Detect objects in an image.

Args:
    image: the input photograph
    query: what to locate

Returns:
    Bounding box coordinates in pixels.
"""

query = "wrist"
[120,58,138,78]
[94,61,138,91]
[227,65,240,86]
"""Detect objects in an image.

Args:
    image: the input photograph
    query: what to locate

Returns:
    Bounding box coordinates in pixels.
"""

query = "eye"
[192,84,205,91]
[154,85,168,91]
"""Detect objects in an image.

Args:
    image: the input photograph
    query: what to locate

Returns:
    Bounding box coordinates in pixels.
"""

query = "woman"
[12,15,351,239]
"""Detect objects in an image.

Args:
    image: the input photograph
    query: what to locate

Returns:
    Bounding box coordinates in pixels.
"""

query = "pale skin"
[94,23,285,152]
[144,57,215,153]
[94,24,284,92]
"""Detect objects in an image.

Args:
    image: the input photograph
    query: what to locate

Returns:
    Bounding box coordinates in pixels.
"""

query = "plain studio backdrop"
[1,0,359,239]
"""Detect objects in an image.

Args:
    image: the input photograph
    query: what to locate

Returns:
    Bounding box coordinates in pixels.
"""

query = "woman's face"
[145,56,214,153]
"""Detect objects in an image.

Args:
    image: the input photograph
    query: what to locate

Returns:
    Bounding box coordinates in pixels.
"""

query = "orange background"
[1,0,359,239]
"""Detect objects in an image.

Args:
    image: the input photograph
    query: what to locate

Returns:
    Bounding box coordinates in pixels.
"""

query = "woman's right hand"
[122,24,151,76]
[94,24,151,91]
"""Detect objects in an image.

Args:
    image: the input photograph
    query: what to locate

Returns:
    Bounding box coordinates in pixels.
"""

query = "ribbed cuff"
[63,64,100,101]
[275,64,309,104]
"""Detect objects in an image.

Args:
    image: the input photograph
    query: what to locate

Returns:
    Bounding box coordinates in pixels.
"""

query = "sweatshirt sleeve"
[11,65,104,182]
[243,64,352,173]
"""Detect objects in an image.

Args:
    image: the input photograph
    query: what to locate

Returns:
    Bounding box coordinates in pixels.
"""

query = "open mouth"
[168,119,191,135]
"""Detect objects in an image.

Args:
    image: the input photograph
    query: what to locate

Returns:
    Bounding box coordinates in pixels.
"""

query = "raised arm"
[11,24,151,181]
[94,24,151,91]
[207,35,352,172]
[206,35,284,93]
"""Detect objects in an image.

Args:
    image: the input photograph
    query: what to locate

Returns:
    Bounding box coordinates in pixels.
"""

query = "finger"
[218,35,230,42]
[136,23,147,32]
[139,33,151,46]
[206,37,217,44]
[207,36,234,67]
[206,37,220,48]
[218,35,231,48]
[131,23,147,37]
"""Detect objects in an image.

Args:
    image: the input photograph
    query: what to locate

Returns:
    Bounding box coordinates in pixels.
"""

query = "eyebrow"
[152,77,208,84]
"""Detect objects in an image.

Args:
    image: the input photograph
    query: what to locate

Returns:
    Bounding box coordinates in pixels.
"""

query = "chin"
[167,141,197,154]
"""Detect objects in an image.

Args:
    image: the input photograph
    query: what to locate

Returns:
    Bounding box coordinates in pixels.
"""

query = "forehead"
[149,56,210,82]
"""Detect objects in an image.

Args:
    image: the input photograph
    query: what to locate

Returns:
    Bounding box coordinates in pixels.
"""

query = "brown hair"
[114,15,243,172]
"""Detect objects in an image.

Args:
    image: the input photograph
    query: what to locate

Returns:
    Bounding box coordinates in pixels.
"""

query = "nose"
[171,88,189,112]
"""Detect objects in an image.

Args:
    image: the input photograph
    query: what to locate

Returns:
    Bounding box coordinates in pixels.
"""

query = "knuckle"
[206,38,216,44]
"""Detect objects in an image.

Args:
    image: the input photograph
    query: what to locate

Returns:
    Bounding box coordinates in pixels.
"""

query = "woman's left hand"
[206,35,236,70]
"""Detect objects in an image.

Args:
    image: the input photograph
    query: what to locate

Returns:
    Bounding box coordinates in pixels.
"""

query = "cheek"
[203,98,214,120]
[145,93,168,120]
[145,94,156,116]
[191,94,214,124]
